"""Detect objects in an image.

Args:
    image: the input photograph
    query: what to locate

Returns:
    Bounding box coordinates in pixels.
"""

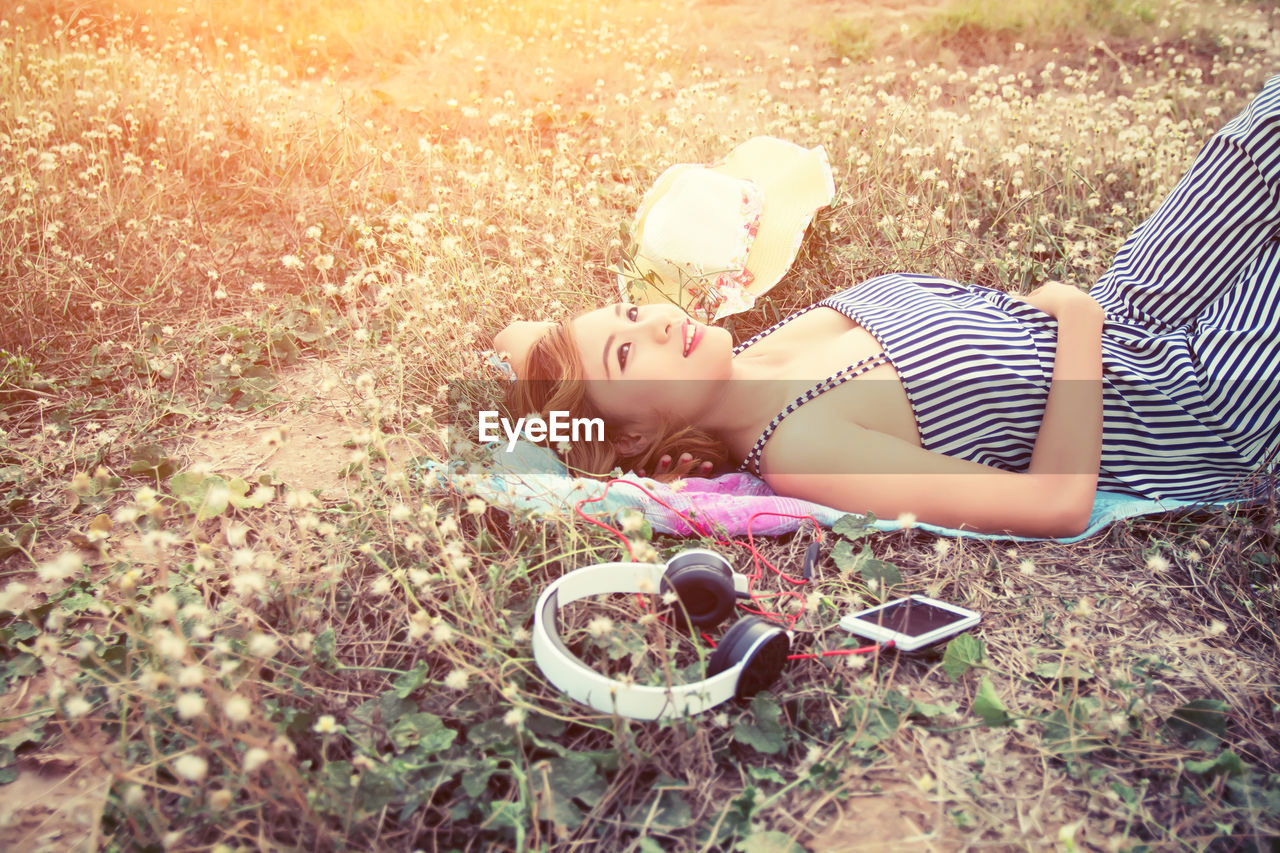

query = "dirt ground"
[182,360,422,499]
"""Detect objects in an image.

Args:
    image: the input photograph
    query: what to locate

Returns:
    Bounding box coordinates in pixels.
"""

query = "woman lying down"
[493,75,1280,539]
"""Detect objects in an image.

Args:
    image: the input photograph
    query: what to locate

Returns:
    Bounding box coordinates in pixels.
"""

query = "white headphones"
[531,549,792,720]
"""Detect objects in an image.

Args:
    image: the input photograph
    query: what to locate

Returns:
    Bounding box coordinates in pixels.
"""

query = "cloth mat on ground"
[420,442,1265,543]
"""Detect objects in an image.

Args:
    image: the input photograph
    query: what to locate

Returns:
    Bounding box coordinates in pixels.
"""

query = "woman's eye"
[626,306,639,321]
[618,342,631,370]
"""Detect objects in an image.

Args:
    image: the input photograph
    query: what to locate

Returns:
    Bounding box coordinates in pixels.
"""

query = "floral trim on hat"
[709,278,757,321]
[678,180,762,321]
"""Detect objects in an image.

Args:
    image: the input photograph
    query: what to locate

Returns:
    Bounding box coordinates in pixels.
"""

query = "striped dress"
[737,74,1280,503]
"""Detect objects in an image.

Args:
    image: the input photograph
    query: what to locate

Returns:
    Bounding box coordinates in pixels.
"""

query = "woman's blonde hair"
[504,322,729,482]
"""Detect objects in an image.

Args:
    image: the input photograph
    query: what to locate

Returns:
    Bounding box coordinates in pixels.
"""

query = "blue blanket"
[422,442,1265,542]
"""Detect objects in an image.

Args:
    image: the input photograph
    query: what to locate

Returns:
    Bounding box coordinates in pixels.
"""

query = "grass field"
[1,0,1279,850]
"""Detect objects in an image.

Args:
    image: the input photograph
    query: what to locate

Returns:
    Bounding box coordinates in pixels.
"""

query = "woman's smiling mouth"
[682,319,703,356]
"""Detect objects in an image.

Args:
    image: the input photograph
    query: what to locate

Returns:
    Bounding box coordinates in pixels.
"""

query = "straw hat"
[492,137,835,377]
[620,136,835,321]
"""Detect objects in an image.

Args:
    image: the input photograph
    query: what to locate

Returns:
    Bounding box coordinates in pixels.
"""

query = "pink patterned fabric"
[617,472,845,537]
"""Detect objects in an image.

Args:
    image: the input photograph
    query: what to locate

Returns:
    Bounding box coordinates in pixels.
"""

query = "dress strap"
[738,351,891,477]
[733,303,824,355]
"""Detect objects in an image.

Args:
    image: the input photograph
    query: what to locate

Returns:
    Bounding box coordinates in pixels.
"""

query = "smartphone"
[839,595,981,652]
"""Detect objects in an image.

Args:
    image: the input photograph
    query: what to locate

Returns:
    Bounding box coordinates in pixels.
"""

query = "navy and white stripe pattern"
[734,73,1280,502]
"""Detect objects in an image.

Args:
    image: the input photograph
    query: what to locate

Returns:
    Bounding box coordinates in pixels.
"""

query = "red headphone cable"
[567,478,891,662]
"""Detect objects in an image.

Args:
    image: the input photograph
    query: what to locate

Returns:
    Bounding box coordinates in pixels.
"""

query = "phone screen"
[857,599,967,636]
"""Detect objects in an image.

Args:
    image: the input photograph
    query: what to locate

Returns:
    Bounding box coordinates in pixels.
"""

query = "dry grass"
[1,0,1278,850]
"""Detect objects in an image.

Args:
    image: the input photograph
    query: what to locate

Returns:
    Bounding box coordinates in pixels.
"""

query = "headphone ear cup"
[707,617,790,700]
[661,551,736,629]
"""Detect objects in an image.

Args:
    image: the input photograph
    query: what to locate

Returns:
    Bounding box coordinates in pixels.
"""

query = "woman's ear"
[613,429,652,457]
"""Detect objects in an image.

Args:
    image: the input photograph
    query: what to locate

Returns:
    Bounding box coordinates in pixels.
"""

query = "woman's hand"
[1011,281,1103,320]
[637,453,714,478]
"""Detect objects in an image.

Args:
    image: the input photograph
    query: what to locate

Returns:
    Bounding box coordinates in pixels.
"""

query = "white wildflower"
[38,552,82,582]
[225,522,250,548]
[0,582,29,612]
[845,654,869,671]
[243,747,270,773]
[407,610,432,640]
[176,693,206,719]
[432,622,455,645]
[173,754,208,782]
[223,695,251,723]
[151,592,178,621]
[586,616,614,638]
[231,571,266,596]
[177,665,205,687]
[229,548,257,570]
[247,634,279,659]
[619,512,645,534]
[153,629,188,661]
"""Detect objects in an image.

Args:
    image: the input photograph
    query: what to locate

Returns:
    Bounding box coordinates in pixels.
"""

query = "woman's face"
[570,302,733,426]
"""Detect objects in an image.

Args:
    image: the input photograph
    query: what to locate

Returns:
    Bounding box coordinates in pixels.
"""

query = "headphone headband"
[531,559,787,720]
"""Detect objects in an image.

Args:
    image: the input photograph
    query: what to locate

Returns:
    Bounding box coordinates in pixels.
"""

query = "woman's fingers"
[641,454,713,477]
[640,455,673,477]
[1012,281,1078,318]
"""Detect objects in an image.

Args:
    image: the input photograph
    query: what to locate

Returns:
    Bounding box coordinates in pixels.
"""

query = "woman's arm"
[763,284,1105,537]
[1021,283,1105,526]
